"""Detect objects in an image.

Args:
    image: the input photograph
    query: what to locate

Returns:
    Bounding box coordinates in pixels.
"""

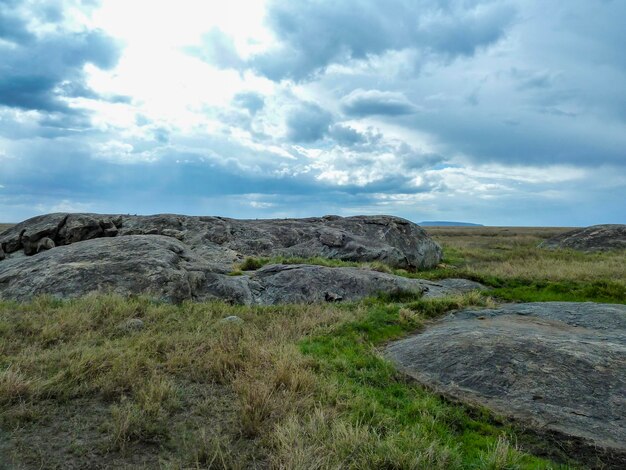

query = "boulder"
[248,264,427,305]
[0,236,203,303]
[384,302,626,468]
[539,224,626,252]
[36,237,55,253]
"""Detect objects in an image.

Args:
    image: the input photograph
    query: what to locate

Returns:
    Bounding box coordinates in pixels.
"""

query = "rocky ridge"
[0,213,473,304]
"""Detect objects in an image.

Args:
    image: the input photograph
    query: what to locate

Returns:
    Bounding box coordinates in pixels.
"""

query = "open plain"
[0,222,624,469]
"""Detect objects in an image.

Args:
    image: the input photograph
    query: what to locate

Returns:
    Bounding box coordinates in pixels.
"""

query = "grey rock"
[0,213,463,304]
[384,302,626,468]
[0,213,442,269]
[219,315,244,324]
[540,224,626,252]
[248,264,427,305]
[0,235,478,304]
[161,229,185,240]
[36,237,55,253]
[420,278,485,299]
[117,318,145,332]
[0,236,202,303]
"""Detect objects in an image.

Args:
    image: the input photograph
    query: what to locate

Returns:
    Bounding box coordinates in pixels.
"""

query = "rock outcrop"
[0,213,442,269]
[0,213,472,304]
[540,224,626,251]
[0,232,478,304]
[385,302,626,468]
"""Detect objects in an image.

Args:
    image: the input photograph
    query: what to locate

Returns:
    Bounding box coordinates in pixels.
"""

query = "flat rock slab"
[539,224,626,251]
[384,302,626,467]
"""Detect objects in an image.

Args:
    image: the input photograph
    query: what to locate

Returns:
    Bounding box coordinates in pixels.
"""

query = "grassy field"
[0,226,624,468]
[0,224,12,234]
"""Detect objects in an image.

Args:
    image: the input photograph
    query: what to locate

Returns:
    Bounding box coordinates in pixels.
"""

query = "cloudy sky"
[1,0,624,225]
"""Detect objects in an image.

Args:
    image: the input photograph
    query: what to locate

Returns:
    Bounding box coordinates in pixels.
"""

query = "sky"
[0,0,624,226]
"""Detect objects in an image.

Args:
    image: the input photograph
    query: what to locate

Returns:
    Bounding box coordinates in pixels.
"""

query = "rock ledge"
[385,302,626,468]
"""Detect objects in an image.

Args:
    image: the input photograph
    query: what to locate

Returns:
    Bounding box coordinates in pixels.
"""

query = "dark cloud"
[0,3,120,122]
[0,6,34,43]
[233,92,265,115]
[416,1,516,58]
[248,0,516,81]
[328,124,366,146]
[285,102,333,142]
[341,89,418,117]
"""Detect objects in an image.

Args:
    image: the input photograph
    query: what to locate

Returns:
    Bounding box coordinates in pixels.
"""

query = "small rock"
[37,237,55,253]
[161,229,185,240]
[324,291,343,302]
[117,318,145,332]
[219,315,244,324]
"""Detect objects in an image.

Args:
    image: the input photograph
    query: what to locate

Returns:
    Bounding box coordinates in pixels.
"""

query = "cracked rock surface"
[0,213,475,304]
[384,302,626,468]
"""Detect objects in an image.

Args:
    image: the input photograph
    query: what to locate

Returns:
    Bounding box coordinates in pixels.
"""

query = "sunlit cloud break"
[0,0,624,226]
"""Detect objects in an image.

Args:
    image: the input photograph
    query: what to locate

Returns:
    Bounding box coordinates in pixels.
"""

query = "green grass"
[487,279,625,303]
[2,225,622,467]
[296,294,566,469]
[0,292,577,468]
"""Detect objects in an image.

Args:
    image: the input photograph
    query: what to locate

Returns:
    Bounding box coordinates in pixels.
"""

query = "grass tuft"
[0,366,32,405]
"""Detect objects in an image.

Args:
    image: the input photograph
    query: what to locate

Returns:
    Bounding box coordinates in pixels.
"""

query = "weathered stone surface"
[0,213,442,269]
[36,237,55,253]
[0,213,455,303]
[539,224,626,251]
[384,302,626,467]
[247,264,426,304]
[0,236,204,303]
[419,278,485,299]
[0,233,477,304]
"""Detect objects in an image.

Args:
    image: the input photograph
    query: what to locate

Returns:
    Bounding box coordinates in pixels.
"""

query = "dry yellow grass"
[427,226,626,283]
[0,291,562,468]
[0,295,361,468]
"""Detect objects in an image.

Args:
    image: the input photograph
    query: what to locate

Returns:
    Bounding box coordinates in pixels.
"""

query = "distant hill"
[419,221,484,227]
